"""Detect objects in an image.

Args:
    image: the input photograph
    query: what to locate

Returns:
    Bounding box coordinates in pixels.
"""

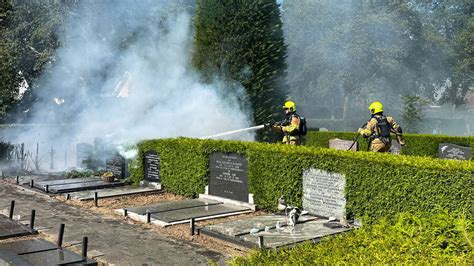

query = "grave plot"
[200,168,354,249]
[119,152,255,226]
[65,183,162,201]
[0,238,97,265]
[119,198,252,226]
[27,177,162,199]
[31,177,126,194]
[438,143,472,160]
[0,213,36,240]
[200,215,351,249]
[8,174,65,186]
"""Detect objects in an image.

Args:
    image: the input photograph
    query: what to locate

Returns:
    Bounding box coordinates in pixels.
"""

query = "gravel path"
[0,184,224,265]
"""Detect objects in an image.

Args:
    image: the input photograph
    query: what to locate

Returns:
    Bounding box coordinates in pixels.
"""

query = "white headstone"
[329,138,357,151]
[302,168,346,220]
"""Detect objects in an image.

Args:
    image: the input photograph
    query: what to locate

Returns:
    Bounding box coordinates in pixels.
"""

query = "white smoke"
[4,1,255,170]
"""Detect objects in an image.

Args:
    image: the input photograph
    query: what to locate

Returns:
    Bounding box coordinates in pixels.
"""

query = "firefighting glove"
[397,135,405,146]
[272,125,282,132]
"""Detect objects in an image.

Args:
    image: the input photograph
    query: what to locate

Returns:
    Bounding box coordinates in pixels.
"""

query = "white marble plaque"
[303,168,346,219]
[389,140,401,155]
[329,138,357,151]
[438,143,472,160]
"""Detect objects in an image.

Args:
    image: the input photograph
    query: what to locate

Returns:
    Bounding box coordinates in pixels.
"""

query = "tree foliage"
[401,95,430,133]
[413,0,473,106]
[192,0,288,131]
[282,0,473,118]
[0,0,19,121]
[0,0,69,122]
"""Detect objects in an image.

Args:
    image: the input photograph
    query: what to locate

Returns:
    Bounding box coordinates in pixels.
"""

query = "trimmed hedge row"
[131,138,473,223]
[306,131,474,160]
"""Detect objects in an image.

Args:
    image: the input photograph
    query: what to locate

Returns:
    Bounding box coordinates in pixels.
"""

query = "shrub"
[131,138,473,223]
[305,131,474,160]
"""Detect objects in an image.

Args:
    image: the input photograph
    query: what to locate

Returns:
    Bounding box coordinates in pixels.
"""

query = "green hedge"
[131,138,473,223]
[306,131,474,160]
[232,211,473,264]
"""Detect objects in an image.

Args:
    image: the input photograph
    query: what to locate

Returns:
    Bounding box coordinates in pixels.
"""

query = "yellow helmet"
[369,101,383,115]
[283,101,296,112]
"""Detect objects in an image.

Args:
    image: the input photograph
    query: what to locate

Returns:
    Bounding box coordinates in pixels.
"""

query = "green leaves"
[134,135,472,263]
[192,0,287,133]
[306,131,474,160]
[132,136,473,224]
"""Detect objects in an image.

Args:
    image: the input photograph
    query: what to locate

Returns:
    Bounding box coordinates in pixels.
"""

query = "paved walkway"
[0,184,224,265]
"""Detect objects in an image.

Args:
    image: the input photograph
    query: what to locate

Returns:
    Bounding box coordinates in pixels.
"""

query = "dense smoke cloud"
[3,1,254,169]
[280,0,473,135]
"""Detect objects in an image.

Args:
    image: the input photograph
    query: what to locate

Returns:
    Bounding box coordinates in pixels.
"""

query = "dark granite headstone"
[389,140,402,155]
[76,143,93,169]
[438,143,472,160]
[143,150,160,182]
[106,153,126,178]
[209,152,248,202]
[329,138,357,151]
[302,168,346,219]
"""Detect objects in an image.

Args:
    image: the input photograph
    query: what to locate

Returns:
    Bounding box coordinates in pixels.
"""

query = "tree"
[192,0,288,135]
[282,1,443,119]
[408,0,473,106]
[1,0,70,122]
[401,95,429,133]
[0,0,19,121]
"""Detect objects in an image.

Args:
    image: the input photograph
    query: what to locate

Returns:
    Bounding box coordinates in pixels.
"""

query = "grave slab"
[151,203,250,223]
[438,143,472,160]
[20,248,94,265]
[34,177,100,189]
[204,215,318,237]
[126,199,221,215]
[13,175,65,186]
[0,214,36,240]
[66,185,162,201]
[239,219,352,249]
[0,250,33,265]
[0,239,56,254]
[48,180,125,193]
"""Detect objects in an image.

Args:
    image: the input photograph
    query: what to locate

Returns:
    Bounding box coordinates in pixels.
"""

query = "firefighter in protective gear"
[357,101,405,152]
[272,101,302,145]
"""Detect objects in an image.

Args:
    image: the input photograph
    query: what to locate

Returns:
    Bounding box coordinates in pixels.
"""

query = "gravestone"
[143,150,160,182]
[76,143,93,169]
[389,140,402,155]
[106,152,126,178]
[209,152,248,202]
[438,143,472,160]
[329,138,357,151]
[302,168,346,220]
